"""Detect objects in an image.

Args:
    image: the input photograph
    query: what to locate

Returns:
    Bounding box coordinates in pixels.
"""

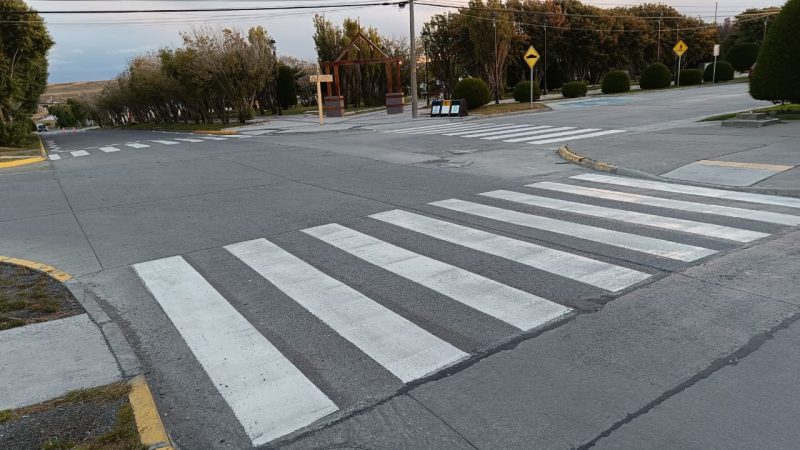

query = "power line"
[3,1,402,14]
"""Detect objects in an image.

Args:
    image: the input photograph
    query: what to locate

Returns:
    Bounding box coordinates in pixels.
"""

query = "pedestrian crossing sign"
[524,46,540,69]
[673,40,688,56]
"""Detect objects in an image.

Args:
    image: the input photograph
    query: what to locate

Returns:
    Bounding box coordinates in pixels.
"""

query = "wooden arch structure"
[320,30,405,117]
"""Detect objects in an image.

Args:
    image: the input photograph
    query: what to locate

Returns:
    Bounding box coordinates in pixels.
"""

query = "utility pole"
[493,13,499,105]
[409,0,418,118]
[763,16,769,41]
[543,17,548,96]
[270,39,281,116]
[422,30,430,106]
[657,12,662,63]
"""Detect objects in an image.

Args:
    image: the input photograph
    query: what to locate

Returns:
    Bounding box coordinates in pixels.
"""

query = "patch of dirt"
[0,263,84,331]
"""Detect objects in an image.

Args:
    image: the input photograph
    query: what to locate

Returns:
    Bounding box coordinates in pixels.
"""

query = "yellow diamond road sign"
[524,46,540,69]
[673,40,688,56]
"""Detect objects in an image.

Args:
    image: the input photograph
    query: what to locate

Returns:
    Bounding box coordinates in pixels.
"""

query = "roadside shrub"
[512,80,541,103]
[561,81,587,98]
[639,63,672,89]
[453,78,491,109]
[679,69,704,86]
[0,121,34,147]
[277,64,297,110]
[726,42,760,72]
[703,61,735,82]
[601,70,630,94]
[751,0,800,103]
[545,63,564,90]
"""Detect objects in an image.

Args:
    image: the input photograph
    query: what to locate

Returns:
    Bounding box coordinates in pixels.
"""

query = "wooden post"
[386,62,393,94]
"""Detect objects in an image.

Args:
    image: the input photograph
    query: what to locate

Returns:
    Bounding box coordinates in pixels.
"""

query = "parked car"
[36,123,48,132]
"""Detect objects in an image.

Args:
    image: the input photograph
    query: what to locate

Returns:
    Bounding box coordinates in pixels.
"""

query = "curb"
[129,375,174,450]
[556,146,800,197]
[0,256,71,281]
[0,136,49,169]
[192,129,238,135]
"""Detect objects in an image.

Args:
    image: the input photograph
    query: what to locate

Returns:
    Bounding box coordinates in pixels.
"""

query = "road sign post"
[309,73,334,125]
[673,40,688,87]
[523,46,540,109]
[712,44,720,83]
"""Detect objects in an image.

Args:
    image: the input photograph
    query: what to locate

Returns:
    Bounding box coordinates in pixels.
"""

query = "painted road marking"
[443,124,530,137]
[466,125,555,139]
[70,150,90,157]
[226,134,253,138]
[412,123,508,135]
[174,138,204,143]
[226,238,469,383]
[481,190,768,243]
[528,129,626,145]
[150,140,180,145]
[126,143,150,149]
[99,146,121,153]
[371,209,650,292]
[383,122,472,134]
[199,136,228,141]
[503,128,600,143]
[695,160,794,172]
[572,173,800,210]
[532,182,800,226]
[490,126,576,141]
[303,224,572,331]
[48,154,61,161]
[133,256,337,446]
[434,198,717,262]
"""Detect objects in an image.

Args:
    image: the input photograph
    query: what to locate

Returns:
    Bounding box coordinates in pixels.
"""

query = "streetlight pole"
[657,12,662,63]
[492,13,499,105]
[422,32,430,106]
[408,0,418,118]
[270,39,281,116]
[543,17,548,96]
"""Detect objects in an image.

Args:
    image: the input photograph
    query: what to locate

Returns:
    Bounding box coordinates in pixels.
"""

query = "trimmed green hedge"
[512,80,542,103]
[561,81,588,98]
[601,71,630,94]
[453,78,491,109]
[639,63,672,89]
[703,61,735,82]
[751,0,800,103]
[727,42,760,72]
[679,69,704,86]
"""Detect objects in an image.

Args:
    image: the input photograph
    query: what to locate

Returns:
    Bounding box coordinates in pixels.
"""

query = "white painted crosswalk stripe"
[175,138,204,143]
[226,134,253,138]
[70,150,89,157]
[384,122,472,134]
[303,223,572,331]
[531,182,800,226]
[504,128,601,143]
[491,126,576,141]
[134,256,337,447]
[226,238,469,383]
[48,154,61,161]
[433,198,717,262]
[412,122,506,135]
[125,142,150,149]
[371,209,650,291]
[572,173,800,210]
[528,129,626,145]
[481,190,768,243]
[150,140,180,145]
[459,124,542,138]
[199,136,228,141]
[443,124,531,136]
[471,125,559,140]
[99,146,121,153]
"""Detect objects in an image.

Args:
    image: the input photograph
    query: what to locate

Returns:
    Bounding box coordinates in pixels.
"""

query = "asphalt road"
[3,83,800,449]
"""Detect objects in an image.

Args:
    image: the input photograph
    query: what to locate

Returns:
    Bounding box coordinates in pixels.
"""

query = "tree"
[727,42,760,72]
[0,0,53,145]
[276,64,297,109]
[750,0,800,103]
[462,0,514,101]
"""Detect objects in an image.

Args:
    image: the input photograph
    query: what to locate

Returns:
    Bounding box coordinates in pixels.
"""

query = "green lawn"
[700,103,800,122]
[0,134,41,158]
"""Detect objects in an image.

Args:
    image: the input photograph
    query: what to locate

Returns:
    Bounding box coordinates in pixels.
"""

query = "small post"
[316,70,324,126]
[677,54,682,86]
[530,66,533,109]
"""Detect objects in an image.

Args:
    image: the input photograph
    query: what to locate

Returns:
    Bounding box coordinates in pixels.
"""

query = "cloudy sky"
[28,0,783,83]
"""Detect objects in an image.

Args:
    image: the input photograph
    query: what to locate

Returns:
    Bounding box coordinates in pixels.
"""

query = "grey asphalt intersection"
[122,173,800,447]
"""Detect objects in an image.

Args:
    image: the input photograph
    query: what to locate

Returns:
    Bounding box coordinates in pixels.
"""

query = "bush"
[751,0,800,103]
[639,63,672,89]
[545,63,564,90]
[0,121,35,147]
[277,64,297,110]
[512,80,541,103]
[601,70,630,94]
[453,78,491,109]
[679,69,704,86]
[726,42,760,72]
[561,81,587,98]
[703,61,735,82]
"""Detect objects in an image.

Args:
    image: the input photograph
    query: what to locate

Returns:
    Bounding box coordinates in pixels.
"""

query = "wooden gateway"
[320,30,405,117]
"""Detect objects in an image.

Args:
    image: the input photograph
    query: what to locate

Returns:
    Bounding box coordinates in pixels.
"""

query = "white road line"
[371,209,650,292]
[413,123,507,135]
[226,134,253,138]
[70,150,89,157]
[572,173,800,210]
[531,182,800,226]
[125,143,150,149]
[303,224,571,331]
[490,126,576,141]
[226,238,469,383]
[48,154,61,161]
[443,124,531,136]
[464,125,553,139]
[528,129,626,145]
[434,198,717,262]
[504,128,600,143]
[383,122,474,134]
[99,146,121,153]
[150,140,180,145]
[175,138,204,143]
[481,190,769,243]
[199,136,228,141]
[133,256,337,446]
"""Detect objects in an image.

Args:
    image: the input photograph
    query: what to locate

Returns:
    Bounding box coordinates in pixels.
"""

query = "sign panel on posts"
[309,74,334,83]
[713,44,720,57]
[673,40,688,56]
[524,46,540,69]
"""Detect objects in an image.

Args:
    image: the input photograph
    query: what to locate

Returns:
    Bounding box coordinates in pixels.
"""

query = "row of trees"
[0,0,53,145]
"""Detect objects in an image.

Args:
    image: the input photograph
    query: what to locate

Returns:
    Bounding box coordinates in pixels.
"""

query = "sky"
[27,0,784,83]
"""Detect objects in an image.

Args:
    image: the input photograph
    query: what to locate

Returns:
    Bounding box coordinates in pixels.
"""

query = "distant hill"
[40,80,112,104]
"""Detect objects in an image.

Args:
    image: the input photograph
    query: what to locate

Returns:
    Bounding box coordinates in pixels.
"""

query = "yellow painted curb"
[192,129,237,135]
[0,156,46,169]
[39,135,47,158]
[129,375,174,450]
[558,145,617,172]
[0,256,71,282]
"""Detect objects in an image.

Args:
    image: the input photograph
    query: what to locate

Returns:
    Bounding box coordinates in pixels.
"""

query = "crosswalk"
[382,121,626,145]
[131,174,800,446]
[46,134,253,161]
